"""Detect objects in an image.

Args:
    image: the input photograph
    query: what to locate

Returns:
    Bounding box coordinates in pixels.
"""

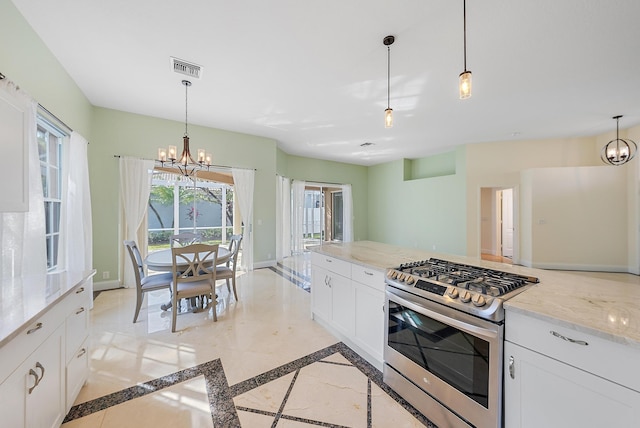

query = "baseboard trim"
[93,280,123,291]
[253,259,277,269]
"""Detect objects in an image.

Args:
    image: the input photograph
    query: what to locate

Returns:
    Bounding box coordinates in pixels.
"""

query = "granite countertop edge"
[0,269,97,348]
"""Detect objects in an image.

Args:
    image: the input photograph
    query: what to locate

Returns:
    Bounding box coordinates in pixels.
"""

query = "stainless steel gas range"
[383,258,538,428]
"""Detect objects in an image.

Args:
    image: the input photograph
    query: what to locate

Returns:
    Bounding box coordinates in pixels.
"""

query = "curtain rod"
[113,155,256,171]
[39,104,73,134]
[0,72,73,133]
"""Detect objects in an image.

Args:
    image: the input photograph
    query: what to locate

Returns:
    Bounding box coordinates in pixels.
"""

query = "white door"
[501,189,514,258]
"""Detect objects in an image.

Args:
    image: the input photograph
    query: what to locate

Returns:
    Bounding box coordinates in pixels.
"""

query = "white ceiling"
[11,0,640,166]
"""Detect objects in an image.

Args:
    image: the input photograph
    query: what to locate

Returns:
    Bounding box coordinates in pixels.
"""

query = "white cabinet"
[0,325,64,428]
[504,310,640,428]
[0,280,91,427]
[311,252,385,369]
[0,85,30,212]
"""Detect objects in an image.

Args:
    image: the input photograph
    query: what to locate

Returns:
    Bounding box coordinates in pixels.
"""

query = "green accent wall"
[367,148,468,256]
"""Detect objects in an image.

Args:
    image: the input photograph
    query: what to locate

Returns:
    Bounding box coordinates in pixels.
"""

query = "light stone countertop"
[309,241,640,349]
[0,269,96,347]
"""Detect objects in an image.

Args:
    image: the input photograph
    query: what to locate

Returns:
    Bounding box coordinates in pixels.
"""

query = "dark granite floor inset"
[266,265,310,292]
[63,342,434,428]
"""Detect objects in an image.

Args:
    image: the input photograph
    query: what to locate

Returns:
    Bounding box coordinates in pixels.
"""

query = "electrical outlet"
[102,271,110,279]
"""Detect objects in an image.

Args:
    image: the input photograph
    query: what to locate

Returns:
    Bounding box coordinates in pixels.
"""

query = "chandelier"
[601,115,637,166]
[156,80,211,176]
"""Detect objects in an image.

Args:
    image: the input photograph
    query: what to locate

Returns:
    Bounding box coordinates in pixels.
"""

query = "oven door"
[384,286,503,428]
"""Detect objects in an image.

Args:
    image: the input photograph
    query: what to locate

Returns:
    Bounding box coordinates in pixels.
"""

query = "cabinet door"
[504,341,640,428]
[353,281,384,363]
[26,326,65,428]
[311,267,331,322]
[0,364,26,427]
[330,273,354,337]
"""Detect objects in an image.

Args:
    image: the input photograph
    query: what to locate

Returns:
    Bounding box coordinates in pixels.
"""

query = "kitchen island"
[310,241,640,428]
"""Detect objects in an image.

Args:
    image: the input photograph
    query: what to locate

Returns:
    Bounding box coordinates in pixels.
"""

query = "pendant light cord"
[463,0,468,72]
[184,81,189,137]
[387,45,391,109]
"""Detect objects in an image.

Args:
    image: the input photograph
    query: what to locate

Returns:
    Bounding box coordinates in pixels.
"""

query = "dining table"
[144,246,231,272]
[144,246,231,312]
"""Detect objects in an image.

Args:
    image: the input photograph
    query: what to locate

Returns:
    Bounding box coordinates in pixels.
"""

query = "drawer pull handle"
[364,271,374,276]
[508,356,515,379]
[76,307,86,315]
[27,322,43,335]
[550,330,588,346]
[77,348,87,358]
[28,369,39,394]
[76,286,85,294]
[28,362,45,394]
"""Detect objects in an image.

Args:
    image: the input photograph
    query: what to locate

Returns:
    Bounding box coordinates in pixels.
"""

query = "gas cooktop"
[385,258,539,322]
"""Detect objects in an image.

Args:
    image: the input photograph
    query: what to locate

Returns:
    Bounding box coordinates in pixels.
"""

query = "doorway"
[480,187,515,264]
[301,185,344,249]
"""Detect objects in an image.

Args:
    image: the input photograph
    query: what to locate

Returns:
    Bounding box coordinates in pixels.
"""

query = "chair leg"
[171,293,178,333]
[133,290,143,323]
[211,289,217,322]
[231,276,238,301]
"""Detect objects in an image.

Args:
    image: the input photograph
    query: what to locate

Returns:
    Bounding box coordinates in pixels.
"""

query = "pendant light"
[601,115,637,166]
[383,35,395,128]
[459,0,472,99]
[157,80,212,176]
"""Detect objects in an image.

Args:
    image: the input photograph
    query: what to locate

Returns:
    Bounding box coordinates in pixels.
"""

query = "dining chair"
[170,232,202,248]
[170,243,219,332]
[124,240,173,323]
[216,234,243,301]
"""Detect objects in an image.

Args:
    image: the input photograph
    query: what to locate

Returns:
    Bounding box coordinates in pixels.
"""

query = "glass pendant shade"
[385,108,393,128]
[459,70,472,99]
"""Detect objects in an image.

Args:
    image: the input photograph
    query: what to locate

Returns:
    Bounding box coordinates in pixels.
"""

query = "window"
[148,171,234,250]
[37,117,65,270]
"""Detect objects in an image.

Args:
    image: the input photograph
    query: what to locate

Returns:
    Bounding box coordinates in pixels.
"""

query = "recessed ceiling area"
[11,0,640,166]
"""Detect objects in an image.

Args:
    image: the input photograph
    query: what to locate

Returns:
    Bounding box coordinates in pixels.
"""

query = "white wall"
[521,166,628,271]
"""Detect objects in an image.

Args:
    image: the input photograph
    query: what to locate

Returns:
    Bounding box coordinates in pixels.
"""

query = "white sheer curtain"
[276,175,291,260]
[61,131,94,301]
[232,168,255,271]
[119,156,154,287]
[341,184,354,242]
[0,80,46,279]
[291,180,305,254]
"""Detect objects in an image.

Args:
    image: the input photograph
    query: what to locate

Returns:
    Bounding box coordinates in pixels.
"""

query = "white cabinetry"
[0,281,91,427]
[0,85,30,212]
[311,252,385,369]
[504,310,640,428]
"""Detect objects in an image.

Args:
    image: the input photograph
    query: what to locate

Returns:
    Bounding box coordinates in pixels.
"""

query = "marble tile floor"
[62,256,430,427]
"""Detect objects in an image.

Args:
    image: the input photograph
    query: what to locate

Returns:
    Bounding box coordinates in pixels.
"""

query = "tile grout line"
[271,368,300,428]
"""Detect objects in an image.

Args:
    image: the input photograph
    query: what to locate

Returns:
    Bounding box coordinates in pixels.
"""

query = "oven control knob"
[397,273,406,282]
[460,291,472,303]
[387,270,397,279]
[446,287,459,299]
[405,275,415,285]
[472,294,487,307]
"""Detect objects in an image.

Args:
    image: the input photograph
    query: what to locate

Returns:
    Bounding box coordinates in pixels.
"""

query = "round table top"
[145,246,231,272]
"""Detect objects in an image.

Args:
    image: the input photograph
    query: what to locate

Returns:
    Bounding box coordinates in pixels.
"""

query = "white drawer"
[311,252,351,278]
[505,310,640,392]
[65,304,89,364]
[351,264,385,291]
[66,337,89,412]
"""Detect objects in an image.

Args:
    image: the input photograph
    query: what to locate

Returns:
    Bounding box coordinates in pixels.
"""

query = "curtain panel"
[231,168,255,271]
[291,180,306,254]
[276,175,291,260]
[119,156,155,287]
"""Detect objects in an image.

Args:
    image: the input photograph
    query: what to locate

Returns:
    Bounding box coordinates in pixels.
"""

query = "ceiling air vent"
[170,57,202,79]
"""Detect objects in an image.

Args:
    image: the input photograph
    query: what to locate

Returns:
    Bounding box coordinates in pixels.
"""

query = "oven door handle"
[386,288,501,341]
